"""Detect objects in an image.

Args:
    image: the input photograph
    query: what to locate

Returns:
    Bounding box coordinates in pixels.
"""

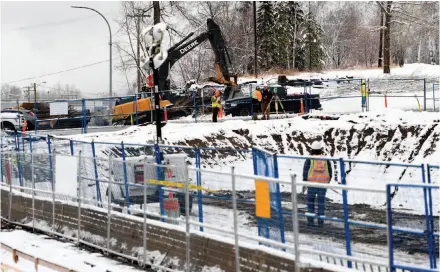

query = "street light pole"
[71,5,112,125]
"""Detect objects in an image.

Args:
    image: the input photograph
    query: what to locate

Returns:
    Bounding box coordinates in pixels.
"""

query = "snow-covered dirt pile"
[53,109,440,213]
[68,109,439,165]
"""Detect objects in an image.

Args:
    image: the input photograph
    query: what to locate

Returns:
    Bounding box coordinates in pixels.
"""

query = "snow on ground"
[0,230,143,272]
[48,109,440,215]
[239,63,440,84]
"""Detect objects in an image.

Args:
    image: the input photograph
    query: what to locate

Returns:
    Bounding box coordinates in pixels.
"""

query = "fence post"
[121,141,131,214]
[70,139,74,156]
[426,164,437,269]
[423,78,427,111]
[273,153,286,246]
[15,132,23,187]
[231,166,240,272]
[0,134,3,185]
[91,140,102,203]
[77,151,82,245]
[52,153,56,232]
[81,98,86,134]
[184,162,191,272]
[47,137,54,190]
[291,174,300,272]
[142,156,148,267]
[339,158,352,268]
[421,164,436,268]
[8,157,13,222]
[107,154,112,254]
[193,90,197,123]
[195,148,204,232]
[154,144,164,220]
[386,184,394,272]
[31,148,35,232]
[367,78,370,112]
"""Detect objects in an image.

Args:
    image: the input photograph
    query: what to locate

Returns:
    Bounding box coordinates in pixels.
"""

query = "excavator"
[112,18,237,124]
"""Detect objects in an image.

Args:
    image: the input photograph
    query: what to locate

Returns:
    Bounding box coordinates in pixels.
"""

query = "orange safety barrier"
[300,98,304,114]
[22,120,27,136]
[384,94,388,108]
[164,108,168,122]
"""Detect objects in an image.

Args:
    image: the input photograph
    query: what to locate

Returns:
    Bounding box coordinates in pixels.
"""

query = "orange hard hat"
[215,90,221,96]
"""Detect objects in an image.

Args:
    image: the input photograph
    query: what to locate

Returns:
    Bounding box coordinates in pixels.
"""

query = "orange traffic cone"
[22,120,27,136]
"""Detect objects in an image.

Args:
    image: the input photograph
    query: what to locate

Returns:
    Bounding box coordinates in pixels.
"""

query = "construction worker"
[302,141,332,227]
[252,86,262,120]
[211,89,221,122]
[261,84,273,120]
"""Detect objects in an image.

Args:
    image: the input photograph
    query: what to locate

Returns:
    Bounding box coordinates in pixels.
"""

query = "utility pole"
[253,1,257,79]
[33,83,37,105]
[128,9,150,94]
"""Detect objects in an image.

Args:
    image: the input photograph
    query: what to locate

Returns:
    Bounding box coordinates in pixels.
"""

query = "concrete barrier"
[1,189,331,272]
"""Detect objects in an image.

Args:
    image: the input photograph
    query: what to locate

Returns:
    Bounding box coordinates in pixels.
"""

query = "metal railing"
[1,148,438,272]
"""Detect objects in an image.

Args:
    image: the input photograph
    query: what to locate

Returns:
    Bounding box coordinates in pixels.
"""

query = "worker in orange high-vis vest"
[302,141,333,227]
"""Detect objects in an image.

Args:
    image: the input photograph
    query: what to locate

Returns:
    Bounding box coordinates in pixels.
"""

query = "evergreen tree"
[257,1,276,70]
[304,12,325,70]
[286,1,306,70]
[273,2,292,69]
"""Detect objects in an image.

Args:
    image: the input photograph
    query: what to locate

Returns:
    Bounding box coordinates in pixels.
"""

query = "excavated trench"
[112,119,440,257]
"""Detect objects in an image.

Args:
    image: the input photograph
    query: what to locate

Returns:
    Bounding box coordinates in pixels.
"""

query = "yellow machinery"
[112,92,172,123]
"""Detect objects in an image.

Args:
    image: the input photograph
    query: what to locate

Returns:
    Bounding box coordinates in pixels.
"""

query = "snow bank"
[0,230,143,271]
[239,63,440,84]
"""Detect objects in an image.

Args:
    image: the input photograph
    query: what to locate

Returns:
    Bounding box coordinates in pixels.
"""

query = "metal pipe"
[231,166,240,272]
[77,151,82,245]
[291,174,300,272]
[31,151,35,232]
[107,154,112,254]
[185,162,190,272]
[143,156,148,267]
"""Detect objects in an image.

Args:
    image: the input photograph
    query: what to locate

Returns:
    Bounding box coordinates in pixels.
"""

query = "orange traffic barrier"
[300,98,304,114]
[164,108,168,122]
[384,94,388,108]
[22,120,27,136]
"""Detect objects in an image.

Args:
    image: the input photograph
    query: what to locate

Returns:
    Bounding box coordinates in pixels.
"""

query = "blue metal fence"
[387,183,439,272]
[252,147,285,247]
[2,131,439,270]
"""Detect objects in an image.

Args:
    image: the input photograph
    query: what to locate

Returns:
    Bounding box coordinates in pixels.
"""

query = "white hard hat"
[311,141,323,150]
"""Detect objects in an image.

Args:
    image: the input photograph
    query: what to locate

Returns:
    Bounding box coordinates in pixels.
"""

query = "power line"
[4,55,131,85]
[12,13,111,31]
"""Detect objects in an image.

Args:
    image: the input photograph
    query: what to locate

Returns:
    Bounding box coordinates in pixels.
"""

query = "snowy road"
[0,229,146,272]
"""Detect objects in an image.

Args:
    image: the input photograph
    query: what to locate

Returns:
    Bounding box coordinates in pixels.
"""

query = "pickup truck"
[0,109,35,131]
[224,84,322,117]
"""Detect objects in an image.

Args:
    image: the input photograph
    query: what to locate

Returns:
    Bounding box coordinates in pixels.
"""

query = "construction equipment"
[112,18,237,124]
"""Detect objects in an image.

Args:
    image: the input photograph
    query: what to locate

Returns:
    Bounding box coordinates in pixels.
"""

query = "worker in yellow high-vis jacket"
[211,90,221,122]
